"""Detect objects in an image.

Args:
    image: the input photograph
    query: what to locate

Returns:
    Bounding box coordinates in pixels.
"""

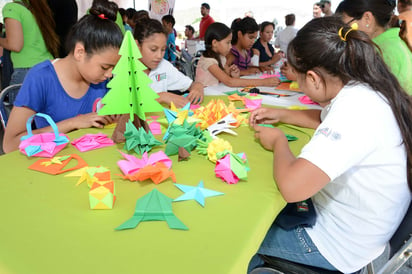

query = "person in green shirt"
[0,0,59,85]
[336,0,412,95]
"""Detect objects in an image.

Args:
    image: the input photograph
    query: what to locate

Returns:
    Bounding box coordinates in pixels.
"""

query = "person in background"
[398,0,412,13]
[0,0,60,85]
[184,25,195,50]
[313,2,323,18]
[274,14,298,56]
[248,16,412,273]
[133,9,149,26]
[320,0,334,16]
[133,18,204,108]
[3,0,123,153]
[119,8,132,32]
[253,21,284,67]
[161,14,177,64]
[336,0,412,94]
[198,3,214,40]
[47,0,78,58]
[227,16,263,76]
[196,22,280,87]
[125,7,137,30]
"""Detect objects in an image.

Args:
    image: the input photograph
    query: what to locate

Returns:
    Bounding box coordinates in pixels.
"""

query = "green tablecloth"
[0,97,313,274]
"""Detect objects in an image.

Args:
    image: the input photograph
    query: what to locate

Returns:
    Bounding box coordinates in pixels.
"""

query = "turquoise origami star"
[173,181,224,207]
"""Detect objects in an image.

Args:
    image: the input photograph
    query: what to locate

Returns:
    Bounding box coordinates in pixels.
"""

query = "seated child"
[195,22,280,87]
[3,1,123,153]
[227,17,270,76]
[134,18,204,107]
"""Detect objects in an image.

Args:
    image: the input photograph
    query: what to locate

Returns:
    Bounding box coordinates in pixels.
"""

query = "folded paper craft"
[118,151,175,184]
[121,162,176,184]
[196,132,233,163]
[115,189,188,230]
[28,154,88,175]
[19,113,69,158]
[147,116,162,135]
[207,113,238,139]
[71,133,114,152]
[215,151,250,184]
[173,181,224,207]
[298,95,319,105]
[89,180,116,209]
[65,166,110,187]
[124,120,163,154]
[192,99,248,130]
[275,81,301,92]
[117,150,172,175]
[163,120,204,156]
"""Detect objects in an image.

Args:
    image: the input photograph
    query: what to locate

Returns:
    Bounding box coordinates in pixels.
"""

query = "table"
[204,78,322,109]
[0,96,314,274]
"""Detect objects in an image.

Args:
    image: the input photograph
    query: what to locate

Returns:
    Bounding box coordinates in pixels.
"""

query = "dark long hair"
[203,22,231,70]
[287,16,412,192]
[23,0,60,57]
[65,0,122,55]
[133,18,167,44]
[335,0,396,27]
[231,16,259,45]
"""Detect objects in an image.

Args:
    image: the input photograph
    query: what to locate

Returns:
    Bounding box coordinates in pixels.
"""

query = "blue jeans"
[247,224,338,273]
[9,68,31,85]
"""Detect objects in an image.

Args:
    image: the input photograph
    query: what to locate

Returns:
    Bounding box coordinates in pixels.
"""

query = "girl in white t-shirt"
[195,22,280,87]
[133,18,204,108]
[248,16,412,273]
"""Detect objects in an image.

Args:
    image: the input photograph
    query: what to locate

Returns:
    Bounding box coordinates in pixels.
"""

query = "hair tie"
[98,13,108,20]
[338,22,358,41]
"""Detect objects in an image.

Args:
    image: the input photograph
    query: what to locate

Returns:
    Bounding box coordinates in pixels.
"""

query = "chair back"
[0,84,22,129]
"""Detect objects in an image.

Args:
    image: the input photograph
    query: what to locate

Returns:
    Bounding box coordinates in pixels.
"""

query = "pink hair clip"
[98,13,108,20]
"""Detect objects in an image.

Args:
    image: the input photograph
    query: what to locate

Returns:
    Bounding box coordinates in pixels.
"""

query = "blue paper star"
[173,181,224,207]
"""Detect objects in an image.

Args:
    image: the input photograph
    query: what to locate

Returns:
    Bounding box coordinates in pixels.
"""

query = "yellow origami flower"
[207,138,233,163]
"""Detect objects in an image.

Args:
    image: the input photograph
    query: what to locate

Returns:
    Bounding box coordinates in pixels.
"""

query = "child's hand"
[249,107,282,127]
[253,125,285,151]
[262,76,280,87]
[71,113,114,129]
[280,61,297,81]
[187,82,204,104]
[229,65,240,78]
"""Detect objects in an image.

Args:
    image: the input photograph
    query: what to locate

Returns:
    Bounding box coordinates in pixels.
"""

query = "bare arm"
[253,125,330,202]
[249,107,322,129]
[3,106,118,153]
[0,18,24,52]
[207,63,280,87]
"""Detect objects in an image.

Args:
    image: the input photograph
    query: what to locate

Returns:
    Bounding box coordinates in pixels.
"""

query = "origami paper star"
[215,151,250,184]
[116,189,188,230]
[65,166,110,187]
[71,133,114,152]
[124,120,163,154]
[173,181,224,207]
[40,155,70,166]
[29,154,88,175]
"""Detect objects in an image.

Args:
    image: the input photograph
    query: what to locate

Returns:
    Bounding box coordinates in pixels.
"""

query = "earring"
[366,24,369,28]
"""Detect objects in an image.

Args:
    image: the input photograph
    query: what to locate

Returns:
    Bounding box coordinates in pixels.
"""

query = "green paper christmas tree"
[98,30,163,121]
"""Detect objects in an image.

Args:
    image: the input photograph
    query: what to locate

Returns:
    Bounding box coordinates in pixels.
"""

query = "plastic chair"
[250,202,412,274]
[0,83,22,129]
